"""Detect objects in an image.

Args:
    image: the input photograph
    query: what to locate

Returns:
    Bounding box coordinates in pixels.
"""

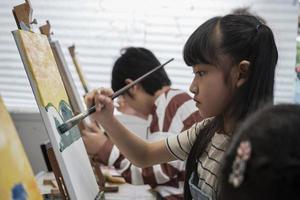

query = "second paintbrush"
[57,58,174,134]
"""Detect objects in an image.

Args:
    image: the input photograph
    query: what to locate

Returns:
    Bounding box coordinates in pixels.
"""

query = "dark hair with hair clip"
[220,104,300,200]
[183,14,278,199]
[111,47,171,96]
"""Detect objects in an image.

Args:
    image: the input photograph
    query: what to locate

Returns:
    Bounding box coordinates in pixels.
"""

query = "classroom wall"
[11,112,148,174]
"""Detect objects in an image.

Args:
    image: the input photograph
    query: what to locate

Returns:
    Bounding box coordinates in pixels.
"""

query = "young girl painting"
[85,14,278,199]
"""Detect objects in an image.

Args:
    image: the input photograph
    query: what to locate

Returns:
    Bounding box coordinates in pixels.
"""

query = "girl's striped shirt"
[165,118,230,200]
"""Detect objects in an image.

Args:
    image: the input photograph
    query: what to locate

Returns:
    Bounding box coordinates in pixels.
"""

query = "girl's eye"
[196,71,206,77]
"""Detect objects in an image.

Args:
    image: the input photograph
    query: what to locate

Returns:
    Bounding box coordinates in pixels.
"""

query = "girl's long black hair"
[182,14,278,199]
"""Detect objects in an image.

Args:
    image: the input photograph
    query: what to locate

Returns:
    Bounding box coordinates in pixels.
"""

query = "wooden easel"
[67,45,122,192]
[46,142,70,199]
[12,2,71,199]
[68,45,89,94]
[39,21,117,193]
[39,20,52,40]
[12,0,35,31]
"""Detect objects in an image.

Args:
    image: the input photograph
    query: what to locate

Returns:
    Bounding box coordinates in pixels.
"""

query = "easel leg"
[46,142,70,199]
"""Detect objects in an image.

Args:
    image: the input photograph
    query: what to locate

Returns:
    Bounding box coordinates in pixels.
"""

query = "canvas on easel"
[39,21,86,118]
[39,21,107,191]
[0,96,43,200]
[12,29,100,200]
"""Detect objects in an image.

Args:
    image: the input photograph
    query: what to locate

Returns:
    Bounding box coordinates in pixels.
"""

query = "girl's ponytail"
[244,24,278,113]
[223,17,278,121]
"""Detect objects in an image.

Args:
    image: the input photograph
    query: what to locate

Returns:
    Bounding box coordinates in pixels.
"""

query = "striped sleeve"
[165,119,209,161]
[96,141,186,188]
[162,90,202,134]
[119,161,185,187]
[96,139,114,165]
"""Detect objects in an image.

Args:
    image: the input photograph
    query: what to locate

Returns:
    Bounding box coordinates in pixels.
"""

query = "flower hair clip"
[228,140,252,188]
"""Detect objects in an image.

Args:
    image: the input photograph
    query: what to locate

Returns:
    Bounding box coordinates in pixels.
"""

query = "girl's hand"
[84,88,114,124]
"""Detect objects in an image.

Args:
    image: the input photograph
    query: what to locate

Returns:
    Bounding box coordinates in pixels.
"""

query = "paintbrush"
[57,58,174,134]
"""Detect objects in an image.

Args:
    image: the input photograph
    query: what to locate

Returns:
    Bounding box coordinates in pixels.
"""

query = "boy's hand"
[81,121,108,155]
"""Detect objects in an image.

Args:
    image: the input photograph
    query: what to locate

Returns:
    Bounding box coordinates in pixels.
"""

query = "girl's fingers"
[88,122,100,132]
[81,129,88,136]
[93,89,101,110]
[84,93,93,108]
[85,89,98,108]
[95,94,106,112]
[95,98,102,112]
[85,87,114,112]
[100,88,114,96]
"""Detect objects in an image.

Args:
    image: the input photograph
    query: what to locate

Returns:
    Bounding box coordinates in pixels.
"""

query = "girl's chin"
[198,110,206,118]
[198,110,214,119]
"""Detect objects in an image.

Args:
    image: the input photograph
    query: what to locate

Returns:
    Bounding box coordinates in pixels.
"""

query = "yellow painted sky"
[15,30,69,109]
[0,97,42,199]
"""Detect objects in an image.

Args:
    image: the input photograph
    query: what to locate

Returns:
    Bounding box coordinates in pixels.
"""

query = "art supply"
[39,20,52,40]
[12,0,34,31]
[12,2,101,197]
[40,21,86,115]
[13,29,101,199]
[68,45,90,93]
[39,21,110,194]
[57,58,174,134]
[0,96,43,200]
[43,179,57,188]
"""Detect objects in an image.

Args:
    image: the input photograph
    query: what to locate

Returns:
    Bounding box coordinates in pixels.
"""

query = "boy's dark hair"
[111,47,171,96]
[220,104,300,200]
[183,14,278,199]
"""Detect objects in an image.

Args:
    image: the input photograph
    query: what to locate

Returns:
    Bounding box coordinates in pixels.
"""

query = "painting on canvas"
[0,96,42,200]
[12,30,100,200]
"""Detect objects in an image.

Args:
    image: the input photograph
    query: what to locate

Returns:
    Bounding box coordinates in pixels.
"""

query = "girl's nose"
[189,84,197,94]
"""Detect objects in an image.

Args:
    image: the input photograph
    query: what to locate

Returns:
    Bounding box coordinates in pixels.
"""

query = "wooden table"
[36,171,156,200]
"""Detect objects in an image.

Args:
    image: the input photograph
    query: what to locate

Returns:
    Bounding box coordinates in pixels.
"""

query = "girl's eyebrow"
[193,64,209,71]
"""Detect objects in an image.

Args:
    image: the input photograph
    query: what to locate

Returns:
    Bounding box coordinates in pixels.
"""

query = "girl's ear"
[235,60,250,88]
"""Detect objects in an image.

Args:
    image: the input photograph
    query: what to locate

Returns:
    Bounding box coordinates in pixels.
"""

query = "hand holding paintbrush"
[57,58,174,134]
[85,88,115,125]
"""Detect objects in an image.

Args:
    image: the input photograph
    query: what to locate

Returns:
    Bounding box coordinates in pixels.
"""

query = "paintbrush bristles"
[57,108,95,133]
[57,58,174,134]
[57,112,85,133]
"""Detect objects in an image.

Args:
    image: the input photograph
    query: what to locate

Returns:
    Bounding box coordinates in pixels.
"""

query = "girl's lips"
[193,98,200,104]
[193,99,201,107]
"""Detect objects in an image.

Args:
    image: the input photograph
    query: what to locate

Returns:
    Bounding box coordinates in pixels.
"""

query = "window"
[0,0,297,111]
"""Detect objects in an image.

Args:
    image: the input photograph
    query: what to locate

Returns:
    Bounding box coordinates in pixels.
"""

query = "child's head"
[220,104,300,200]
[111,47,171,95]
[183,14,278,199]
[111,47,171,115]
[184,14,278,121]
